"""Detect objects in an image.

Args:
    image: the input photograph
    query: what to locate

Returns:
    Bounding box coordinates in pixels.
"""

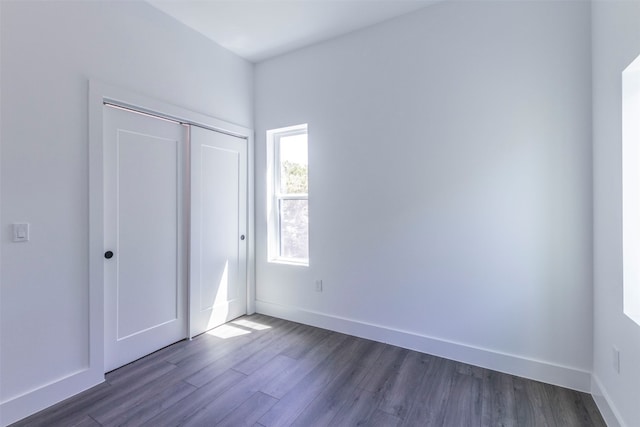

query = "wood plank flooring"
[11,314,606,427]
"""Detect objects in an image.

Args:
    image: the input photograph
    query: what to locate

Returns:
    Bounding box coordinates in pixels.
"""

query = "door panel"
[190,126,247,337]
[104,105,187,372]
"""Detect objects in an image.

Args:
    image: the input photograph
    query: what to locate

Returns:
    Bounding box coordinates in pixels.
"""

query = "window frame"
[622,54,640,326]
[267,124,309,266]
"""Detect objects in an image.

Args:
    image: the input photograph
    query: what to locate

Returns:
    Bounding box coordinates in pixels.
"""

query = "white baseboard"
[256,300,592,393]
[591,375,625,427]
[0,369,103,427]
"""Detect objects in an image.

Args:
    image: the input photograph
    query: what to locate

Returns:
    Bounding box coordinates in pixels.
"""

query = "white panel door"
[190,126,247,337]
[103,105,187,372]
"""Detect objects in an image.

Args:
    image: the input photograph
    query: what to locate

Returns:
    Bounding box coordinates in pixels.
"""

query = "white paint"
[189,126,248,337]
[11,224,29,243]
[0,0,3,420]
[592,1,640,426]
[591,376,623,427]
[255,0,593,392]
[88,82,255,387]
[622,53,640,326]
[103,105,188,372]
[1,1,637,425]
[266,123,309,265]
[257,301,592,391]
[0,1,252,424]
[147,0,440,62]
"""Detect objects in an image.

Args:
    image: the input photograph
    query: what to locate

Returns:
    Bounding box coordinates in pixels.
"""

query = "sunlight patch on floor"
[232,318,272,331]
[206,323,251,339]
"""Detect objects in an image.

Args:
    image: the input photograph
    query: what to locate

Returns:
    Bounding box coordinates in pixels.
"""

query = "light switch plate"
[13,223,29,242]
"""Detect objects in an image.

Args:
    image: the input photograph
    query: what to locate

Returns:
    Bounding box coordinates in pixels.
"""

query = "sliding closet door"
[103,105,188,372]
[190,126,248,337]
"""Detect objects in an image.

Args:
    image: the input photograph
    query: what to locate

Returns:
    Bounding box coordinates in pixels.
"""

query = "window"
[267,124,309,265]
[622,53,640,326]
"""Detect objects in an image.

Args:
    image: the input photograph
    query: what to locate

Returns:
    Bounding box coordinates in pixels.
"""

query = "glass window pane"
[279,133,308,194]
[279,199,309,260]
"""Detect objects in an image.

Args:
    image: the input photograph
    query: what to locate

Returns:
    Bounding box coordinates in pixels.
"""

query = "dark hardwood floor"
[11,314,606,427]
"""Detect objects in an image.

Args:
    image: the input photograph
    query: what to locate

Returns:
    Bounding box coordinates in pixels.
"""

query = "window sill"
[268,258,309,267]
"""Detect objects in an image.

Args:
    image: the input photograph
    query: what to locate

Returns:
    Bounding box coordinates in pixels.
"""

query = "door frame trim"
[89,79,255,376]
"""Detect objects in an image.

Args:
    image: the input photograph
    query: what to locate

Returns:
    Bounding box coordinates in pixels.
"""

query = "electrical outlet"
[315,279,323,292]
[613,346,620,374]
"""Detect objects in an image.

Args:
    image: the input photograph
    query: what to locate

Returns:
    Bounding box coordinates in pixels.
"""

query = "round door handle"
[240,235,245,241]
[104,251,114,259]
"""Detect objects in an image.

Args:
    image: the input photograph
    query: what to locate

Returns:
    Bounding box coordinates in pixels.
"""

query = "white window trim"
[622,54,640,326]
[267,124,309,266]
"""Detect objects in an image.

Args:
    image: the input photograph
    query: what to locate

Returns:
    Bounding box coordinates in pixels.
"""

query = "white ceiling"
[147,0,439,63]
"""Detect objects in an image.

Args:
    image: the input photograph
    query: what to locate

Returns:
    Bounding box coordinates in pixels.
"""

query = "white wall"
[592,1,640,426]
[7,0,639,425]
[255,0,594,391]
[0,1,252,425]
